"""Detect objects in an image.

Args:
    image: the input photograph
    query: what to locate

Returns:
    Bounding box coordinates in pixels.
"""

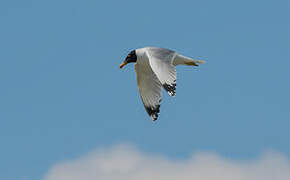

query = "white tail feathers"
[173,54,206,66]
[193,60,206,64]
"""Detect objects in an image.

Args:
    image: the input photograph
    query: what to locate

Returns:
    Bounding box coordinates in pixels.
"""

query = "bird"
[120,47,205,121]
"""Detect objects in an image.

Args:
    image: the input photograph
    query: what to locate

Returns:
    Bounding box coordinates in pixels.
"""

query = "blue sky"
[1,0,290,180]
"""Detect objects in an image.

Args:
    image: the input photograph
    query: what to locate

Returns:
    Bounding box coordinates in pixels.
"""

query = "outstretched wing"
[145,47,177,96]
[134,63,162,121]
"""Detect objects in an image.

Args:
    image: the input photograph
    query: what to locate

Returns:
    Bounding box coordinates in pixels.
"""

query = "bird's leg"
[184,61,199,66]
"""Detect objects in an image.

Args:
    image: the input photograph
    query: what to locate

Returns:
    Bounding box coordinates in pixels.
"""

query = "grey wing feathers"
[145,47,177,96]
[134,63,162,121]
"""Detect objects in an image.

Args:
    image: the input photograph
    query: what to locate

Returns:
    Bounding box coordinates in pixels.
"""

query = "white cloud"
[44,144,290,180]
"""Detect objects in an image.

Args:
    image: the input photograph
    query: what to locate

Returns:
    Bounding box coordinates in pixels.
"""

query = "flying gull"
[120,47,205,121]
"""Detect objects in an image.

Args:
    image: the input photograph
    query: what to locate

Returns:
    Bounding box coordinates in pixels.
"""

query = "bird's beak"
[119,62,128,69]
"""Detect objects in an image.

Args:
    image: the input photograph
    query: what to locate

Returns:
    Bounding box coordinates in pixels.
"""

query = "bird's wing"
[135,63,162,121]
[145,47,177,96]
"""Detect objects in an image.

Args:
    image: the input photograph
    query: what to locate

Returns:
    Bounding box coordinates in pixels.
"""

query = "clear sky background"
[1,0,290,180]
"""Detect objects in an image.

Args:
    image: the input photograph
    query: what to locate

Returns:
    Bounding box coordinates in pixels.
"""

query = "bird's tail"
[173,54,206,66]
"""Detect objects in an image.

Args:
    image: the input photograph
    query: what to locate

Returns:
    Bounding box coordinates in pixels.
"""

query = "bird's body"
[120,47,205,121]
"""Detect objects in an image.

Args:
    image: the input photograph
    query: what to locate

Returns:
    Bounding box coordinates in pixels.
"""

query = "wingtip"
[151,116,158,121]
[150,113,158,121]
[167,91,176,97]
[163,83,176,97]
[145,105,160,122]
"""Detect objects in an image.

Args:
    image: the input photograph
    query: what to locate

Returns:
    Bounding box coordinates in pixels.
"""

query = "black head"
[125,50,137,63]
[120,50,137,68]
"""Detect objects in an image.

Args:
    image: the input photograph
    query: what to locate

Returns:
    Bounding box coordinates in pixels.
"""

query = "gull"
[120,47,205,121]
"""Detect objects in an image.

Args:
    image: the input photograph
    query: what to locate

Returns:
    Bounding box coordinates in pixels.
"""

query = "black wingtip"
[163,83,176,96]
[145,105,160,121]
